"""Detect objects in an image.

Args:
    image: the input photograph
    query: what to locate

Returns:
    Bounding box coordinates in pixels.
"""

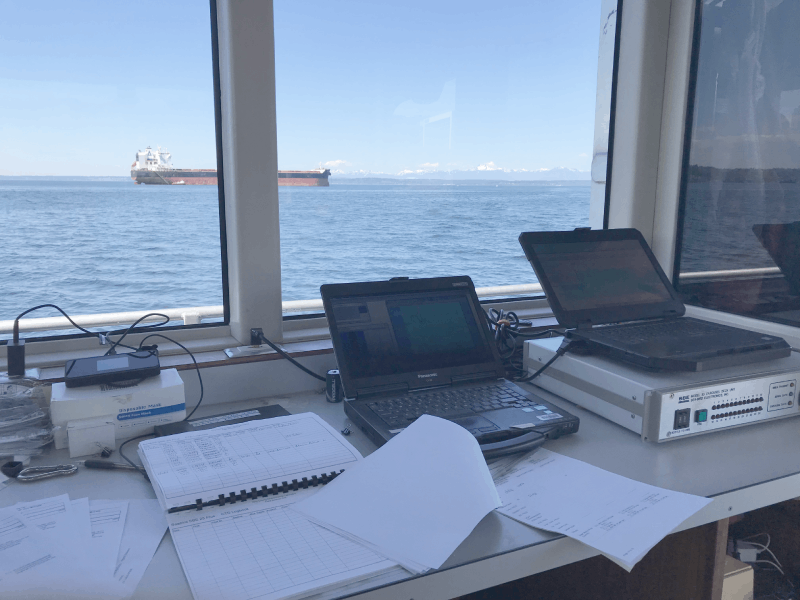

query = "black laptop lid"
[518,229,685,329]
[320,276,504,397]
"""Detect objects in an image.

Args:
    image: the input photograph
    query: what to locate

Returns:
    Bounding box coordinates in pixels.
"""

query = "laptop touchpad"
[451,415,499,435]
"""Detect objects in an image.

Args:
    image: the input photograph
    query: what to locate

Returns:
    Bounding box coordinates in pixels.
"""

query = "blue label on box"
[117,403,185,421]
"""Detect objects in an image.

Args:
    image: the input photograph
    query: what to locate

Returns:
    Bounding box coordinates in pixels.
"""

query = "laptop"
[518,228,791,372]
[320,276,579,457]
[753,222,800,296]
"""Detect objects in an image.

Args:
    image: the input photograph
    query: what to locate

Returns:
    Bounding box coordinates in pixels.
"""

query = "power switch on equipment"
[695,409,708,424]
[673,408,691,430]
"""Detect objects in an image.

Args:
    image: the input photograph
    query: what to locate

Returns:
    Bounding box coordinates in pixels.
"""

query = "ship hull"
[131,169,330,186]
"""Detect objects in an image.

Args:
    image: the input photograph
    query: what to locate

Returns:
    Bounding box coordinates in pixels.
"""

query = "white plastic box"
[51,368,186,449]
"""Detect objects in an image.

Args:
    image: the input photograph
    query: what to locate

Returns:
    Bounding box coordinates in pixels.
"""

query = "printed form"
[492,449,712,570]
[139,413,362,510]
[168,489,397,600]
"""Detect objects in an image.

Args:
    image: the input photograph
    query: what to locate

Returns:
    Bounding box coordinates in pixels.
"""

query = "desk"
[2,384,799,600]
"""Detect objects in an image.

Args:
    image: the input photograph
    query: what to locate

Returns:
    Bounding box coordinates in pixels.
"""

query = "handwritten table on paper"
[169,491,396,600]
[142,415,361,506]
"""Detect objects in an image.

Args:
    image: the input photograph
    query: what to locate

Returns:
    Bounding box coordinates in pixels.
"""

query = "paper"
[168,489,398,600]
[138,412,363,510]
[89,500,129,573]
[14,494,82,549]
[294,415,501,573]
[0,507,64,591]
[1,494,164,599]
[113,499,167,593]
[71,498,93,547]
[493,449,712,570]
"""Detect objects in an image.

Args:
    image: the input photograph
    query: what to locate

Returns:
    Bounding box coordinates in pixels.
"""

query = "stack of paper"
[490,449,712,570]
[294,415,502,573]
[138,413,402,600]
[0,494,167,599]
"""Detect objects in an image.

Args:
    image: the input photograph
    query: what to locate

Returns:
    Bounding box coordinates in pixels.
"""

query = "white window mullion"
[217,0,283,344]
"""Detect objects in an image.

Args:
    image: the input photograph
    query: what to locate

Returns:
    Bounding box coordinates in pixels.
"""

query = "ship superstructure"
[131,146,330,186]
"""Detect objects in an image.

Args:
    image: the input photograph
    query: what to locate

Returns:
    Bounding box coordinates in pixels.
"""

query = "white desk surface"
[2,385,799,600]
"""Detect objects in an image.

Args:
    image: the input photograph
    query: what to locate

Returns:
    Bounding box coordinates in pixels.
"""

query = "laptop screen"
[519,229,685,328]
[531,239,674,311]
[328,289,495,379]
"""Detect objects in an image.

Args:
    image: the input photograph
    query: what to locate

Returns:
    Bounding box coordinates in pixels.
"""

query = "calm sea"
[1,179,590,324]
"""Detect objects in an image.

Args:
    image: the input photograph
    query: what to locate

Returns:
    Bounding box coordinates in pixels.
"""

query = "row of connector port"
[711,397,763,410]
[711,406,763,420]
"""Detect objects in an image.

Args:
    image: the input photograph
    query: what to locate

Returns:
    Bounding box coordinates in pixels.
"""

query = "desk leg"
[457,519,729,600]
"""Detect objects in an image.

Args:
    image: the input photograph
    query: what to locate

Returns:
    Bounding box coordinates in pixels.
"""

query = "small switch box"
[673,408,691,430]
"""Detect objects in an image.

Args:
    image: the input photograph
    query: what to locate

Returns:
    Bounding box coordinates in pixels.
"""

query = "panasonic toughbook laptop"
[320,276,579,457]
[518,228,791,372]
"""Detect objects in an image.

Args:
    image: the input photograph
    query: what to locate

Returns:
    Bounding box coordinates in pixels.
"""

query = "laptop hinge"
[355,383,409,400]
[575,320,593,330]
[451,372,499,385]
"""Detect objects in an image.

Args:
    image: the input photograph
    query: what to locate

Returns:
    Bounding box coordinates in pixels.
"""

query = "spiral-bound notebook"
[138,413,400,600]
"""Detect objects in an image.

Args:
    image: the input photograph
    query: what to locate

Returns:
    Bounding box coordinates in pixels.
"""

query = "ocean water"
[1,179,590,323]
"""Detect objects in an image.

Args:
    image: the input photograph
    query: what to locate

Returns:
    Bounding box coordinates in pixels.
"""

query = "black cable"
[104,312,170,356]
[515,339,572,383]
[137,334,204,420]
[256,331,326,382]
[11,304,169,355]
[118,433,154,481]
[13,303,110,342]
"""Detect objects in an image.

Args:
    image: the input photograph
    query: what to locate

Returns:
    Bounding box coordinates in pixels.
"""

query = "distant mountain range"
[331,167,590,181]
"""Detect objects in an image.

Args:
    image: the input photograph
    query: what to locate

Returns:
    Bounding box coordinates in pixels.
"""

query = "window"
[674,0,800,329]
[1,1,226,341]
[274,1,617,311]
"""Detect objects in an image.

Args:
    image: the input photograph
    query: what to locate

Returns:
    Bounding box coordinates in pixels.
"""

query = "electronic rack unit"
[525,337,800,442]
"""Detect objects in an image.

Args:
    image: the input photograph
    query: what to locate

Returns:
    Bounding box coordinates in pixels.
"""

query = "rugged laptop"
[320,276,579,457]
[518,228,791,372]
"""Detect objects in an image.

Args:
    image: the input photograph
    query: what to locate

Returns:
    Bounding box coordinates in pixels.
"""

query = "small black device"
[320,276,579,458]
[64,349,161,388]
[518,228,791,371]
[326,370,344,403]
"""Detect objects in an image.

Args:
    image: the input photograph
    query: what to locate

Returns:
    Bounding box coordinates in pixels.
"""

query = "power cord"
[251,328,326,382]
[118,333,205,480]
[484,308,566,382]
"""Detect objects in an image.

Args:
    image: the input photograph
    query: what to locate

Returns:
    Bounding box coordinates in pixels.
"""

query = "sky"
[0,0,602,177]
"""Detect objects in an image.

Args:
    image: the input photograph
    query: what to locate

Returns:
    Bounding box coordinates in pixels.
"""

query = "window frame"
[4,0,630,371]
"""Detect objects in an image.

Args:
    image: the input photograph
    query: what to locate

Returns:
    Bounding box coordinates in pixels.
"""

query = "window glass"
[0,1,223,339]
[674,0,800,328]
[275,1,612,305]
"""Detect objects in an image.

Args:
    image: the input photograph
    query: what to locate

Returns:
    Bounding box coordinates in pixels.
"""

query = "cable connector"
[7,339,25,377]
[250,328,264,346]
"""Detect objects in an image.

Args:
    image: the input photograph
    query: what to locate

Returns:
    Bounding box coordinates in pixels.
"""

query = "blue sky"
[1,1,601,177]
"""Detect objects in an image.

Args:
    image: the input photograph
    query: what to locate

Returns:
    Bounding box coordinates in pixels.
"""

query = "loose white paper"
[493,449,712,570]
[294,415,501,573]
[14,494,81,549]
[89,500,129,574]
[112,499,167,593]
[0,507,64,591]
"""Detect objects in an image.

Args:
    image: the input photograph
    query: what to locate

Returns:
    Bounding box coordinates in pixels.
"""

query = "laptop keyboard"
[367,383,537,429]
[595,318,731,344]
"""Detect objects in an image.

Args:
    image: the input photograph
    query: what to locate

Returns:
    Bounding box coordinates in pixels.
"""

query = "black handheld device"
[64,349,161,388]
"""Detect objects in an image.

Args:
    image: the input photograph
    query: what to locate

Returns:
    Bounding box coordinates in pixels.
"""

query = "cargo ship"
[130,147,330,186]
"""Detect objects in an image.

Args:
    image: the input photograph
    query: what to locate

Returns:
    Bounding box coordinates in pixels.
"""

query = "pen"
[82,459,140,472]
